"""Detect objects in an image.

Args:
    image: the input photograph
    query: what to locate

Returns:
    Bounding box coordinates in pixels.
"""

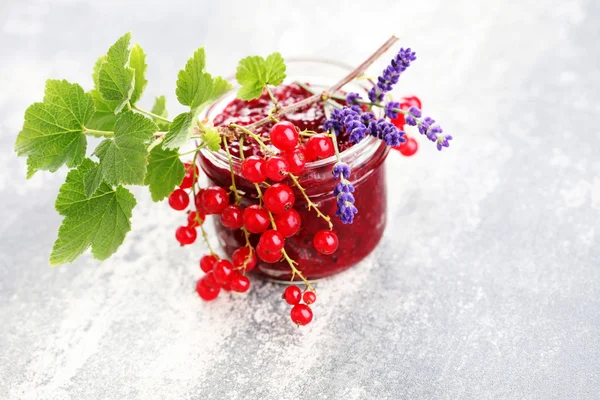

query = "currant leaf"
[144,145,186,201]
[176,48,232,109]
[50,159,136,265]
[202,127,222,152]
[98,32,135,113]
[129,43,148,105]
[87,89,120,131]
[92,111,157,186]
[15,79,94,177]
[151,95,170,130]
[163,111,198,150]
[264,52,286,86]
[235,52,287,100]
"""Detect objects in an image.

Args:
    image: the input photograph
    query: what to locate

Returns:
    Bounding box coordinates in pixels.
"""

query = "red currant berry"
[241,155,267,183]
[263,183,295,214]
[269,121,299,151]
[305,134,334,161]
[200,254,218,273]
[256,243,282,263]
[274,209,301,238]
[187,210,205,228]
[203,272,221,289]
[175,225,197,245]
[229,272,251,293]
[264,156,290,181]
[180,163,198,189]
[282,285,302,305]
[283,147,306,174]
[290,304,313,326]
[396,136,418,156]
[313,230,338,255]
[221,281,232,291]
[212,259,234,284]
[232,247,257,272]
[402,95,422,110]
[200,186,230,214]
[243,205,270,234]
[303,291,317,305]
[168,188,189,211]
[259,230,285,253]
[196,278,220,301]
[194,189,205,211]
[220,204,244,230]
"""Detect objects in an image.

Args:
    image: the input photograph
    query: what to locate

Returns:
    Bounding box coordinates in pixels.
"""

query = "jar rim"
[199,57,381,169]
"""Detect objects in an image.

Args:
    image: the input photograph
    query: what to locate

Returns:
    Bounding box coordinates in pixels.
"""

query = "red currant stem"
[281,248,315,292]
[189,148,216,257]
[83,127,114,137]
[289,173,333,230]
[295,81,343,110]
[222,136,242,205]
[265,86,280,111]
[239,136,246,161]
[199,224,216,255]
[147,136,164,152]
[229,123,274,155]
[242,35,399,132]
[131,104,173,124]
[268,114,280,123]
[178,145,206,158]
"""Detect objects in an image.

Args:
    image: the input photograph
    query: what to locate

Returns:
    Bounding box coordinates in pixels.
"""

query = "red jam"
[200,84,388,280]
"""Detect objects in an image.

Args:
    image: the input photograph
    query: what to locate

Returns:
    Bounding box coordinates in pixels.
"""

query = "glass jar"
[199,59,390,281]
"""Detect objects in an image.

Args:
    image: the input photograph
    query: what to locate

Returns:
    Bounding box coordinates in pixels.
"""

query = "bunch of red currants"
[166,121,342,326]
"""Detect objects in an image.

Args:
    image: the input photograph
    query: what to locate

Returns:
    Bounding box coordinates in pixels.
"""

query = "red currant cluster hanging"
[283,285,317,326]
[166,120,342,326]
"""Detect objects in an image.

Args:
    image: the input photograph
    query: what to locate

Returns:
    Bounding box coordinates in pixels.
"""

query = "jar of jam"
[199,59,390,281]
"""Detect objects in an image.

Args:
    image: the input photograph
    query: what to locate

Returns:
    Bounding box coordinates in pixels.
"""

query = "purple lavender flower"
[368,47,417,104]
[368,118,406,147]
[332,162,358,224]
[404,106,422,126]
[385,101,400,119]
[346,92,362,105]
[323,106,369,143]
[332,163,351,180]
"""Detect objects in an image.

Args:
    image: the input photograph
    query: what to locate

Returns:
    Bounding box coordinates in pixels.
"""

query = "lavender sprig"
[324,106,405,147]
[368,48,416,103]
[396,106,453,151]
[332,163,357,224]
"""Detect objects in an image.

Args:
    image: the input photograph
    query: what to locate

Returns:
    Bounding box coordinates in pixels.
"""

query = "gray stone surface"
[1,0,599,399]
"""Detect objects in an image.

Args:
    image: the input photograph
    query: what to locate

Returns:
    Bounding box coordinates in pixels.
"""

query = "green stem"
[229,123,273,154]
[83,127,114,137]
[289,173,333,230]
[281,248,315,291]
[265,86,279,110]
[132,105,172,124]
[147,136,164,153]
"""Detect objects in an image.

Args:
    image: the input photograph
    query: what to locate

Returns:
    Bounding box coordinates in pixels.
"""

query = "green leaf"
[50,159,136,265]
[176,48,232,109]
[129,44,147,105]
[86,89,120,131]
[176,48,206,107]
[150,95,170,130]
[202,127,222,152]
[93,111,157,186]
[98,32,134,113]
[92,56,107,88]
[151,96,168,119]
[144,145,185,201]
[235,52,287,100]
[163,111,197,150]
[15,79,94,176]
[83,164,103,197]
[210,76,232,102]
[264,52,286,86]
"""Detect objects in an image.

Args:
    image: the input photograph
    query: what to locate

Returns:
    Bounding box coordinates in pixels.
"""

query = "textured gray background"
[1,0,599,399]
